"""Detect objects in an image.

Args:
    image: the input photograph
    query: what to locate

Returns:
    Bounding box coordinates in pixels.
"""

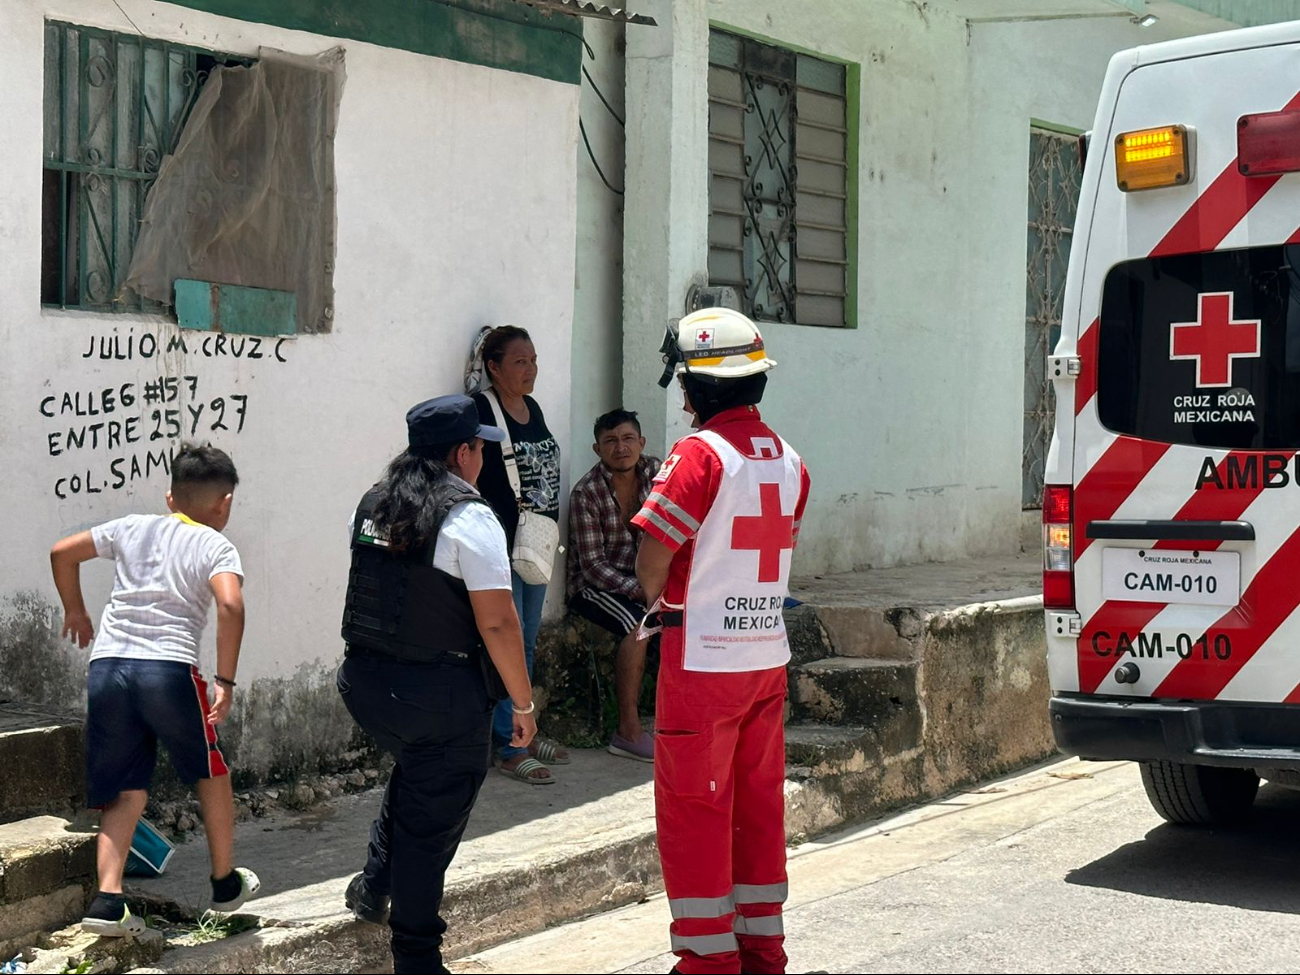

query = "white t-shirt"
[431,502,513,591]
[90,513,244,667]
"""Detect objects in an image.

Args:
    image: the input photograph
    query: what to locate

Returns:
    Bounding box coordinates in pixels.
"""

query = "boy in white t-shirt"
[50,443,260,937]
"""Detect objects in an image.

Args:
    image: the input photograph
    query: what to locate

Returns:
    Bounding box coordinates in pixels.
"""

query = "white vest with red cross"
[679,429,803,673]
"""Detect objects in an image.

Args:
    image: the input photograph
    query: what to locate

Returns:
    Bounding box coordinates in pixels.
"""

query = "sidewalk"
[455,757,1121,975]
[792,552,1041,612]
[130,748,658,972]
[123,552,1048,973]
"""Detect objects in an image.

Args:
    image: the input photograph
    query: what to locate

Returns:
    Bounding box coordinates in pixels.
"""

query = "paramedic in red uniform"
[634,308,811,975]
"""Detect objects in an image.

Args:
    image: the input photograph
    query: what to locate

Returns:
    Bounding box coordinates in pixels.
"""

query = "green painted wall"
[166,0,583,83]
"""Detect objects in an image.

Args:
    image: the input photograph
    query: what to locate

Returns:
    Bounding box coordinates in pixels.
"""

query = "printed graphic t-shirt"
[474,392,561,550]
[90,513,244,667]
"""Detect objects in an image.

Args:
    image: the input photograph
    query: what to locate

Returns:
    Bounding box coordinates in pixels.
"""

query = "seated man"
[568,409,661,762]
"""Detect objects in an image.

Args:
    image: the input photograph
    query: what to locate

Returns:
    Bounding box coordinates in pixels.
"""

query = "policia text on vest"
[343,482,507,697]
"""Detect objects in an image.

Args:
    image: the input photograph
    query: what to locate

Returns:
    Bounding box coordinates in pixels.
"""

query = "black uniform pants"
[337,653,492,974]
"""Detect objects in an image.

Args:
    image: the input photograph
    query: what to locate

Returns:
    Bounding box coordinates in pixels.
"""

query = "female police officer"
[337,394,537,974]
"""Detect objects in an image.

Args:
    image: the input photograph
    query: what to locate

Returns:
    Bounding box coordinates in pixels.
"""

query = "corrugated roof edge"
[510,0,657,27]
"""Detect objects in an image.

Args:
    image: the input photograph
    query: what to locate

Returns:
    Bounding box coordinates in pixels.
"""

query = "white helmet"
[659,308,777,387]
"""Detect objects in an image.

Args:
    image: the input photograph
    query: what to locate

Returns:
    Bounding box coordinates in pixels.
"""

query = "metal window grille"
[41,21,248,313]
[1023,127,1082,508]
[707,30,849,327]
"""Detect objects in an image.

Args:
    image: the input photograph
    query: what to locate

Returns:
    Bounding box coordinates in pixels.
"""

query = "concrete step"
[785,604,835,666]
[17,924,164,974]
[808,605,926,661]
[0,703,85,824]
[0,815,96,960]
[789,657,922,738]
[783,721,928,844]
[784,722,877,770]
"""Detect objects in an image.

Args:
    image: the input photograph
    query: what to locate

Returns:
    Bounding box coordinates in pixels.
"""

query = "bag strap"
[483,389,525,503]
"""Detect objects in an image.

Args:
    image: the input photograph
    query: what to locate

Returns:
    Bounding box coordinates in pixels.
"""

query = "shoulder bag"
[483,389,560,586]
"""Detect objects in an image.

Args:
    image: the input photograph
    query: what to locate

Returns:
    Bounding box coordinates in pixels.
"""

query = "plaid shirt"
[567,456,662,599]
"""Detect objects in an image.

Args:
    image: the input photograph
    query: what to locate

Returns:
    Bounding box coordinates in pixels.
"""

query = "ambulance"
[1045,21,1300,825]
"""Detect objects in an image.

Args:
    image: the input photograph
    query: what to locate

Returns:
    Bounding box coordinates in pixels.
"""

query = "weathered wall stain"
[920,604,1053,793]
[0,592,87,711]
[220,660,375,788]
[0,591,377,797]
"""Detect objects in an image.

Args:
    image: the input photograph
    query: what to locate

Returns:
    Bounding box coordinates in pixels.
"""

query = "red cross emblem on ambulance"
[731,483,794,583]
[1169,291,1261,388]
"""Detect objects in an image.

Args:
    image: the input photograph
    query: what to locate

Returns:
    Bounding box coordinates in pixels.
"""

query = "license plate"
[1101,548,1240,607]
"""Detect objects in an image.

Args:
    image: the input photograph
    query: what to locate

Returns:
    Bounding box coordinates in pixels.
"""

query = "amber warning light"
[1238,111,1300,177]
[1114,124,1191,192]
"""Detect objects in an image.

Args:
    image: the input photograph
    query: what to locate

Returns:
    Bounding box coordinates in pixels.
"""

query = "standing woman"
[472,326,569,783]
[338,395,537,974]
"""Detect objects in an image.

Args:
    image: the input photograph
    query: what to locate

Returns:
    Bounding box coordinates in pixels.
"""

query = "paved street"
[455,758,1300,974]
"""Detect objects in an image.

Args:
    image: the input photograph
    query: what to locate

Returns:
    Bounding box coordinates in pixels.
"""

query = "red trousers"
[655,629,789,975]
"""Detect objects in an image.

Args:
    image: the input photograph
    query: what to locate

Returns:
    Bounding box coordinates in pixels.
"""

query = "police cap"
[407,395,506,449]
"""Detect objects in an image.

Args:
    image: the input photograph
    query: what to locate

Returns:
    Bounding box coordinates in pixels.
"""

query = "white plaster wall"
[0,0,579,682]
[624,0,1234,575]
[569,18,628,486]
[622,0,711,454]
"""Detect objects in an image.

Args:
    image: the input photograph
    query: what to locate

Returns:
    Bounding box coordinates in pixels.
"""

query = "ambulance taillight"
[1238,110,1300,177]
[1042,485,1074,609]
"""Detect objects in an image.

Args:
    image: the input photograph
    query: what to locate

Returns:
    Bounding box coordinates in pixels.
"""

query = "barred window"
[41,21,247,312]
[707,30,850,328]
[1023,126,1083,507]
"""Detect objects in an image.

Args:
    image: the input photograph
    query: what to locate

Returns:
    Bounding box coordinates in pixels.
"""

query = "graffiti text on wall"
[43,328,288,500]
[82,332,289,362]
[44,376,252,499]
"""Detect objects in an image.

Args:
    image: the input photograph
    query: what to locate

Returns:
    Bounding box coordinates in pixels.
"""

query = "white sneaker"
[210,867,261,913]
[81,892,147,937]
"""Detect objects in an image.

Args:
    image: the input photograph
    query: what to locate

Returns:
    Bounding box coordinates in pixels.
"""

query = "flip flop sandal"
[530,738,572,765]
[498,756,556,785]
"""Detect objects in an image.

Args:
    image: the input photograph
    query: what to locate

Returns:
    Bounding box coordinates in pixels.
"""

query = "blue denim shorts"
[85,657,229,808]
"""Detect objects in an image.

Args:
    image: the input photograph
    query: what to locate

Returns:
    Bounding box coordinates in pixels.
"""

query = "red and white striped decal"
[1154,89,1300,256]
[1073,319,1099,417]
[1068,73,1300,697]
[1155,527,1300,699]
[1072,440,1171,562]
[1076,453,1292,694]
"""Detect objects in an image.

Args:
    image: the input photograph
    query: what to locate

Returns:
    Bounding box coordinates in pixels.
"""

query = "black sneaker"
[345,872,390,925]
[210,867,261,912]
[81,891,146,938]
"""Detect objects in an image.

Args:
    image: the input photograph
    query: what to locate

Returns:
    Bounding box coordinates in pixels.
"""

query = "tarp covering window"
[124,47,344,333]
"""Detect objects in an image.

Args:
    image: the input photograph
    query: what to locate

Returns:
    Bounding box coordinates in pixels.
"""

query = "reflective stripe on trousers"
[656,627,790,974]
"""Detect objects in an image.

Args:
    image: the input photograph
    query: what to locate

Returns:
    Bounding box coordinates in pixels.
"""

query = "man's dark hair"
[594,408,641,443]
[682,373,767,424]
[171,443,238,501]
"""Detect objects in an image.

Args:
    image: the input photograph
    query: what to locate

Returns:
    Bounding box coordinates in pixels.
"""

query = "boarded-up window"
[707,30,849,327]
[124,48,344,334]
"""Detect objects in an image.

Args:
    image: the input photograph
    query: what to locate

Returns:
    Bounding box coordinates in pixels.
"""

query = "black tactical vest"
[340,479,487,664]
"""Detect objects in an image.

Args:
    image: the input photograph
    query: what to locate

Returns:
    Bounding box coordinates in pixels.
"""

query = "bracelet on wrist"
[214,675,237,689]
[512,700,535,715]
